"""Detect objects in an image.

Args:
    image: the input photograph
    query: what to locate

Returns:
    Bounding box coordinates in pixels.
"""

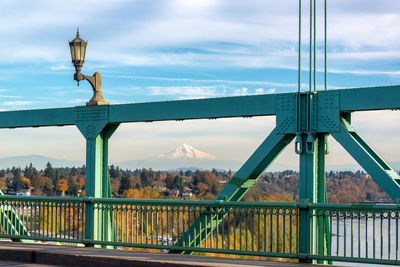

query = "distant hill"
[0,144,398,172]
[0,155,83,170]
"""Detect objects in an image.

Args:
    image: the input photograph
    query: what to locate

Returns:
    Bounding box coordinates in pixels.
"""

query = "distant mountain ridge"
[0,145,398,172]
[0,155,83,170]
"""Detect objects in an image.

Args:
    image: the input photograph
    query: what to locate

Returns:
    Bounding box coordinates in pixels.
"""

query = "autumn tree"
[0,178,7,192]
[56,179,69,196]
[32,175,54,196]
[193,171,221,196]
[123,187,160,199]
[66,179,82,196]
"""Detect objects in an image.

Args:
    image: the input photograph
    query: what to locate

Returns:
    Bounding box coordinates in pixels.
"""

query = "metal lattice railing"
[309,203,400,265]
[0,195,398,265]
[92,199,298,258]
[0,196,85,243]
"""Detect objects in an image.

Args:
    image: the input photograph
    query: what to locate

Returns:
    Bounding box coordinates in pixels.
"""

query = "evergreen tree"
[165,174,174,190]
[140,169,150,187]
[14,168,22,180]
[109,165,122,179]
[70,167,78,176]
[172,175,183,192]
[119,173,132,194]
[11,178,27,191]
[185,170,193,177]
[80,165,86,175]
[44,162,57,180]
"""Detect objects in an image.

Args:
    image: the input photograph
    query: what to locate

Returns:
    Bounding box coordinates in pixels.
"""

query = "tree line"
[0,162,393,203]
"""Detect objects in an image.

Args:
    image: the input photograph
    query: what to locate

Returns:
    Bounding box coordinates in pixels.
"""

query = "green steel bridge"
[0,0,399,265]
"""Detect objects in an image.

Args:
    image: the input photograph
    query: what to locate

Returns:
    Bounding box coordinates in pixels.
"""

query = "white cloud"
[50,64,71,71]
[255,88,276,94]
[149,86,224,98]
[0,95,22,99]
[0,0,398,76]
[2,101,32,106]
[106,74,298,88]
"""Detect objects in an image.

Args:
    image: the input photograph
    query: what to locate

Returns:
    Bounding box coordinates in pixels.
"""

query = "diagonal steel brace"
[172,127,295,253]
[331,117,400,203]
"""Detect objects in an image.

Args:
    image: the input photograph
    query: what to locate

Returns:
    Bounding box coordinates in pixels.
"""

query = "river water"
[328,215,399,267]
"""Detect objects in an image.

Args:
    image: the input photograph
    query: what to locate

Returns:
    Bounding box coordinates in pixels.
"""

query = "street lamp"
[69,28,109,106]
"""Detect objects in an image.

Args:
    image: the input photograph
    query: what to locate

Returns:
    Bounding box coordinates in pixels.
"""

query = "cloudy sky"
[0,0,399,170]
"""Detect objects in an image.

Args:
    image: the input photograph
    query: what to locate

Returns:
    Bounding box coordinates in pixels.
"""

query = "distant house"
[16,189,30,196]
[5,190,16,195]
[169,189,180,198]
[182,190,193,199]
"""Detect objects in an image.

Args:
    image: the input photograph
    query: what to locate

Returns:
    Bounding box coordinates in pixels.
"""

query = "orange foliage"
[56,179,69,195]
[22,177,31,188]
[122,187,160,199]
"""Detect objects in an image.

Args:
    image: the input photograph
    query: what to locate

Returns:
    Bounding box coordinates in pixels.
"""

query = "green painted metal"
[338,85,400,112]
[0,73,396,266]
[172,128,294,253]
[0,3,397,265]
[316,135,331,264]
[0,107,75,128]
[331,117,400,203]
[0,191,34,243]
[0,196,398,265]
[298,0,301,93]
[108,94,277,123]
[75,106,119,245]
[298,132,318,262]
[0,82,397,263]
[216,128,294,201]
[0,85,398,129]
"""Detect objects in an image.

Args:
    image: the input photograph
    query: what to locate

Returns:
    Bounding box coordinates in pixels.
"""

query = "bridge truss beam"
[0,85,398,129]
[0,85,398,256]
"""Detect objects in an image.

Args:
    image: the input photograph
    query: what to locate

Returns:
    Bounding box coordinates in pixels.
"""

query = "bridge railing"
[92,198,298,258]
[0,196,85,243]
[309,203,400,265]
[0,195,398,265]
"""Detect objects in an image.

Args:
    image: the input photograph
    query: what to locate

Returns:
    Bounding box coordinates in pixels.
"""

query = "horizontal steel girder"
[0,85,398,129]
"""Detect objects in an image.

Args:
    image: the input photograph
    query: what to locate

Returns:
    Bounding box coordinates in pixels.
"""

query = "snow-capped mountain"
[117,143,242,170]
[157,144,217,160]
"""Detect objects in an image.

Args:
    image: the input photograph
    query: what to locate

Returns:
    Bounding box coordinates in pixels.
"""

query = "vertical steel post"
[298,132,330,263]
[316,134,330,264]
[298,132,318,262]
[100,124,119,248]
[84,135,103,243]
[84,125,118,246]
[75,106,119,247]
